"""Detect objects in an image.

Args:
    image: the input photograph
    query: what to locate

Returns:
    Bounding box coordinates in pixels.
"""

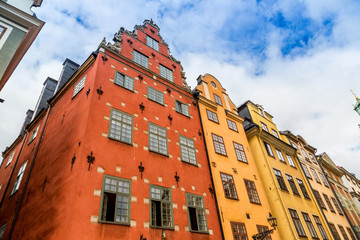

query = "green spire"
[351,90,360,116]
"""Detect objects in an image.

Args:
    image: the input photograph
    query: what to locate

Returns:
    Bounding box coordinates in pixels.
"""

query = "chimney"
[32,77,58,120]
[55,58,79,93]
[19,109,34,137]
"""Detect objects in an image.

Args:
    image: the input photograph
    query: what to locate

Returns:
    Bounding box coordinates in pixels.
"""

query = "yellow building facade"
[282,131,357,240]
[238,101,333,240]
[195,74,280,240]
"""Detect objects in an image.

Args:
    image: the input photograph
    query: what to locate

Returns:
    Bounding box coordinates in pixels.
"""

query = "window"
[310,154,318,165]
[175,100,189,117]
[220,173,238,199]
[211,81,216,87]
[258,108,265,117]
[272,129,279,138]
[231,222,248,240]
[0,224,6,240]
[313,190,327,210]
[244,179,261,204]
[148,86,164,105]
[310,168,321,183]
[256,225,272,240]
[260,122,269,132]
[11,161,28,195]
[233,142,247,163]
[286,174,300,196]
[313,215,329,240]
[275,149,286,163]
[286,154,296,168]
[108,109,133,144]
[150,185,173,228]
[301,149,309,159]
[179,135,196,165]
[0,25,7,40]
[206,109,218,123]
[133,50,149,68]
[302,212,319,239]
[28,125,40,144]
[331,197,343,215]
[319,172,329,187]
[213,93,222,106]
[338,225,349,240]
[264,142,274,157]
[328,223,341,240]
[72,75,86,97]
[346,227,357,240]
[289,209,307,238]
[100,176,131,224]
[5,151,15,167]
[301,163,312,179]
[186,193,208,232]
[212,134,227,156]
[273,168,288,191]
[147,35,159,51]
[297,178,310,199]
[159,64,173,82]
[114,71,134,91]
[323,194,335,212]
[227,119,238,131]
[149,123,168,155]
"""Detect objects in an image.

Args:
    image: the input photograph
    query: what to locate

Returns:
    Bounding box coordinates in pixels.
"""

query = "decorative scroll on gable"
[98,20,190,90]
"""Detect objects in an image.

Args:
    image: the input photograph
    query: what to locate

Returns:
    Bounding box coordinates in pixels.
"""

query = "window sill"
[108,136,133,146]
[98,220,130,226]
[175,111,190,118]
[279,160,287,165]
[181,160,198,167]
[114,83,134,92]
[149,149,168,157]
[214,152,227,157]
[249,201,262,205]
[189,230,209,234]
[225,196,239,201]
[148,98,164,106]
[150,226,175,230]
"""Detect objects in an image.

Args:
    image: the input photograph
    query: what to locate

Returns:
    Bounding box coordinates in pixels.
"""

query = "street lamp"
[252,213,277,240]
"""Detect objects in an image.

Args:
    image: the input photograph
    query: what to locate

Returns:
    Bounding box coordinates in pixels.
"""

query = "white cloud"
[1,0,360,178]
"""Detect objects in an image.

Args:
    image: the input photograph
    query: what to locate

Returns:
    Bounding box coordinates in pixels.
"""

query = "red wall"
[0,22,222,240]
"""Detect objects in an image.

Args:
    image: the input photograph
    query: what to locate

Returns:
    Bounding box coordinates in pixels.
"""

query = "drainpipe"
[194,94,225,240]
[0,134,28,208]
[6,105,51,240]
[318,159,359,240]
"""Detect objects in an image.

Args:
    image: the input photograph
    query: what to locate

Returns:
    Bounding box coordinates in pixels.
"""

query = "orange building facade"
[0,20,222,240]
[194,74,280,240]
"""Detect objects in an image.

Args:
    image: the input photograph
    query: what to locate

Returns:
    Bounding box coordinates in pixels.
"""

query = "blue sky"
[1,0,360,176]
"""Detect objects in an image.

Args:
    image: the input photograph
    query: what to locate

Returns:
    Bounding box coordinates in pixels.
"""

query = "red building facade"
[0,20,222,240]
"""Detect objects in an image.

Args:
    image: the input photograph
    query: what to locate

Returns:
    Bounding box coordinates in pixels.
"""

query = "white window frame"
[72,75,86,98]
[108,108,133,144]
[11,161,28,195]
[175,100,189,117]
[286,154,296,168]
[147,35,159,51]
[159,64,173,82]
[5,151,15,167]
[179,135,197,165]
[114,71,134,91]
[148,86,164,105]
[148,123,168,156]
[133,50,149,68]
[28,125,40,144]
[275,149,286,163]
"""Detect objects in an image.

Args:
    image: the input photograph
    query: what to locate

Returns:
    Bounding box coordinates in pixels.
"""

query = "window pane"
[133,50,149,68]
[160,64,173,82]
[147,36,159,51]
[221,173,238,199]
[149,123,168,155]
[233,142,247,163]
[206,110,218,123]
[109,109,133,144]
[73,75,86,97]
[212,134,227,156]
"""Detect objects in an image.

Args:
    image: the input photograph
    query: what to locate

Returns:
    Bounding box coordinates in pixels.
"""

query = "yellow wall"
[195,74,280,240]
[242,101,333,240]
